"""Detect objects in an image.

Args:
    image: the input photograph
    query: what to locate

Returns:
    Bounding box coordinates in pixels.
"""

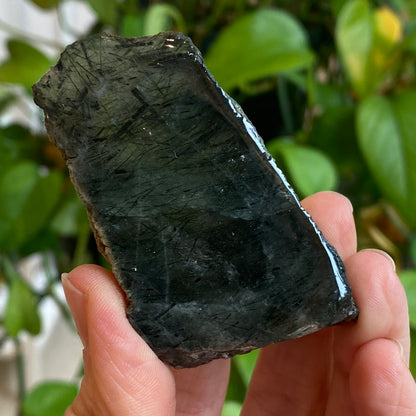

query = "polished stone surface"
[33,32,358,368]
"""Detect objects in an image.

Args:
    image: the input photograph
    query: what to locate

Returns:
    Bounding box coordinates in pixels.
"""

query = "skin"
[62,191,416,415]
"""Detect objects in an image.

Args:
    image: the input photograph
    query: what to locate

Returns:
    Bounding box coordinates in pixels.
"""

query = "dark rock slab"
[33,32,358,368]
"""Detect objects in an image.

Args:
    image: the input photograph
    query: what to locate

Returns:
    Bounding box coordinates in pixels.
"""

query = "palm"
[63,192,416,416]
[174,192,414,415]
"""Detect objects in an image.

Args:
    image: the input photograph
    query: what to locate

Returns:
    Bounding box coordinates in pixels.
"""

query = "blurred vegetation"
[0,0,416,414]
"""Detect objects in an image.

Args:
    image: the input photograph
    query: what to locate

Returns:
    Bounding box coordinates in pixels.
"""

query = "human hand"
[62,191,416,415]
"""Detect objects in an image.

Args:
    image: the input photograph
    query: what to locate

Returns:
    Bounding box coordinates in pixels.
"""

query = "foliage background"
[0,0,416,415]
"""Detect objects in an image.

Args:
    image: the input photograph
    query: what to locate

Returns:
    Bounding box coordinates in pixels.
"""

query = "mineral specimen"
[33,32,358,368]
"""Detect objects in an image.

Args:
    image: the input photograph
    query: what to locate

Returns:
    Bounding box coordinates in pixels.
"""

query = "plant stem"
[42,253,75,331]
[72,226,91,270]
[14,338,25,416]
[277,76,295,135]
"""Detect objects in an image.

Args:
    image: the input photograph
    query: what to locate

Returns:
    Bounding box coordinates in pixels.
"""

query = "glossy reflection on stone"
[33,32,359,368]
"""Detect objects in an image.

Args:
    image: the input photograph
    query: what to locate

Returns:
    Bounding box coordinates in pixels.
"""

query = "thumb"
[62,265,175,416]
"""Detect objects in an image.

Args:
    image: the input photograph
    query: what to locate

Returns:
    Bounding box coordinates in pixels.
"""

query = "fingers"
[172,359,230,416]
[62,265,175,416]
[325,249,415,414]
[301,191,357,260]
[63,265,230,416]
[241,329,334,416]
[242,191,357,415]
[350,338,416,415]
[334,249,410,369]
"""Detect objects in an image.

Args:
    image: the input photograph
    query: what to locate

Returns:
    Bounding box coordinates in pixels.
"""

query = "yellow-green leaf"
[336,0,374,97]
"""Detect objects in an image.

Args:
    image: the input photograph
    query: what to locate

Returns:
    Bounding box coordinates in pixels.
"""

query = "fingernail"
[341,193,354,214]
[362,248,396,272]
[385,337,407,366]
[62,272,88,346]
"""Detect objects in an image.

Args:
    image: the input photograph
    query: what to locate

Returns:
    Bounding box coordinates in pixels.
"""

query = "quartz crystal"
[33,32,359,368]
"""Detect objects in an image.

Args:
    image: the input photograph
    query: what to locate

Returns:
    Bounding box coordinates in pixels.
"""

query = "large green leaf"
[267,139,339,198]
[23,382,78,416]
[336,0,374,97]
[356,92,416,227]
[0,40,52,87]
[204,9,314,91]
[0,162,63,252]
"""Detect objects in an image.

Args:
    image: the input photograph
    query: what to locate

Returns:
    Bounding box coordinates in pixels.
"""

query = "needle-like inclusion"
[33,32,359,368]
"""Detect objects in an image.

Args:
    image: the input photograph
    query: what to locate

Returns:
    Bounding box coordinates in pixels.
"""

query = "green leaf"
[310,81,353,112]
[86,0,119,25]
[143,3,186,36]
[331,0,347,15]
[29,0,60,8]
[404,267,416,379]
[401,26,416,53]
[0,125,39,176]
[0,40,52,87]
[336,1,403,97]
[410,238,416,265]
[225,349,258,404]
[233,349,258,387]
[225,359,246,403]
[204,8,314,91]
[399,269,416,327]
[336,0,374,97]
[51,194,88,237]
[4,265,41,337]
[393,0,416,15]
[121,14,144,37]
[410,326,416,378]
[0,162,63,252]
[356,92,416,227]
[23,382,78,416]
[221,400,243,416]
[267,139,339,198]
